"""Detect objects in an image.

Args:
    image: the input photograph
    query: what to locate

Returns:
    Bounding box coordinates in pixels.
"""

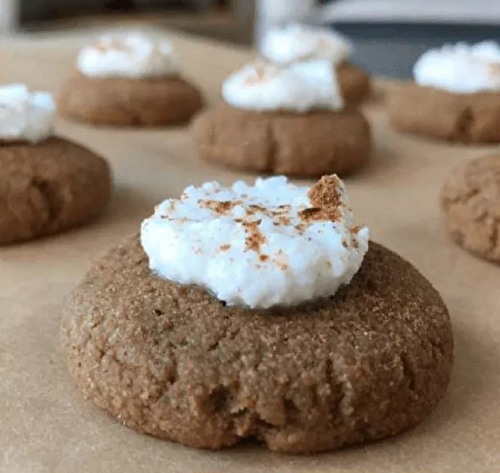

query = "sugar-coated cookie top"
[141,175,369,309]
[261,23,352,65]
[414,41,500,93]
[222,60,344,112]
[0,84,55,144]
[77,32,178,79]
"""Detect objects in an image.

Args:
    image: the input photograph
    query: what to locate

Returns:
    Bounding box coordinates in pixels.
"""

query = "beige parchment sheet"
[1,29,499,473]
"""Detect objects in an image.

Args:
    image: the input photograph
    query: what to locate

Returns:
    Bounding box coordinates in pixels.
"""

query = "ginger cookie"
[261,23,371,103]
[61,176,453,453]
[336,61,371,104]
[390,42,500,143]
[193,104,370,177]
[192,61,371,177]
[441,153,500,263]
[0,84,112,245]
[57,32,203,126]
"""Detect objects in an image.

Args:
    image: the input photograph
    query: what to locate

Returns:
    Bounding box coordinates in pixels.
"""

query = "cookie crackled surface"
[61,176,453,453]
[441,153,500,263]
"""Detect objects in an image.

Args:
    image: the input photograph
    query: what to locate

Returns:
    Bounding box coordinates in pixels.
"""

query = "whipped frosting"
[141,175,369,309]
[0,84,55,144]
[414,41,500,93]
[261,23,352,65]
[222,60,343,112]
[77,32,178,79]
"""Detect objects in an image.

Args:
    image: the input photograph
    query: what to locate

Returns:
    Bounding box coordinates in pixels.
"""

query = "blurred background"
[1,0,500,78]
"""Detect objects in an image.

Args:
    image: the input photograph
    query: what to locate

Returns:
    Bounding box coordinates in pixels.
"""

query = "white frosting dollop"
[222,60,343,112]
[141,175,369,309]
[77,32,178,79]
[414,41,500,93]
[0,84,55,144]
[261,23,352,65]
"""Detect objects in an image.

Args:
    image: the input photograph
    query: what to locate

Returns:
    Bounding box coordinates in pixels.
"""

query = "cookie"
[441,153,500,263]
[1,137,112,245]
[57,72,204,127]
[191,105,371,177]
[389,83,500,143]
[61,235,453,454]
[337,62,371,103]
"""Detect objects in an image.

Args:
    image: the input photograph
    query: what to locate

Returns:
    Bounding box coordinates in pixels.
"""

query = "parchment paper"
[1,28,499,473]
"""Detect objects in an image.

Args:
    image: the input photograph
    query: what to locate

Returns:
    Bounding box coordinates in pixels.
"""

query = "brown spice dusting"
[200,200,241,215]
[296,176,344,225]
[245,62,278,85]
[308,175,342,208]
[277,215,291,226]
[249,204,266,212]
[295,223,307,233]
[242,220,266,253]
[220,244,231,252]
[298,206,340,223]
[95,39,131,53]
[246,204,291,219]
[276,261,288,271]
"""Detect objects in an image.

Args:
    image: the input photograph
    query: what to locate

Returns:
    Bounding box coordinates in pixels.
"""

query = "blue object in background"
[330,22,500,79]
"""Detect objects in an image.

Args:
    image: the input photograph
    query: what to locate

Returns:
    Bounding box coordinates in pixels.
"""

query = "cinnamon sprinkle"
[298,206,340,223]
[242,219,266,252]
[199,200,241,215]
[298,175,343,223]
[308,175,342,208]
[94,39,131,53]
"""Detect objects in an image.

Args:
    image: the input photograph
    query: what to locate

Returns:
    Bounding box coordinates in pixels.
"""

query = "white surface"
[414,41,500,93]
[222,60,343,112]
[261,23,352,65]
[77,32,178,79]
[141,176,369,309]
[0,0,18,33]
[322,0,500,23]
[256,0,316,23]
[0,84,55,143]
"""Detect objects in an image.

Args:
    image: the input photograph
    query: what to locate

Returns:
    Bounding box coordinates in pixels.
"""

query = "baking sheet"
[1,29,499,473]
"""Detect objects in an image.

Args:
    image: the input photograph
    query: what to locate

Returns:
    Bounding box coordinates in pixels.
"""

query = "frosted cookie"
[61,175,453,453]
[192,61,371,177]
[261,23,370,103]
[58,32,203,126]
[390,42,500,143]
[441,153,500,263]
[0,84,112,245]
